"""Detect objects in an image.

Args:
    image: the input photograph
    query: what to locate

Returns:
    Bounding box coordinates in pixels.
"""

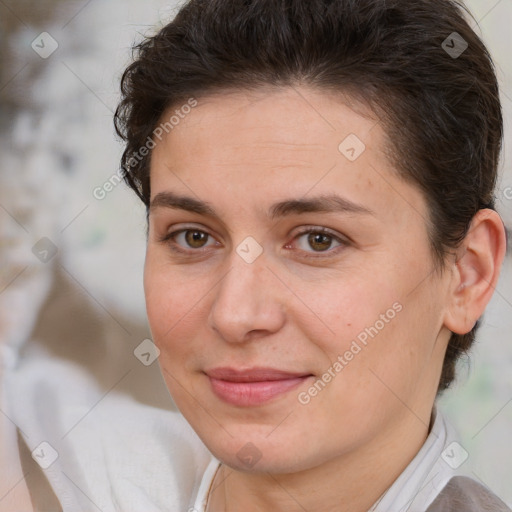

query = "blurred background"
[0,0,511,507]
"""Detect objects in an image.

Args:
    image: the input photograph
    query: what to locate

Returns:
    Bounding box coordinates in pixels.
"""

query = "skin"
[144,86,506,512]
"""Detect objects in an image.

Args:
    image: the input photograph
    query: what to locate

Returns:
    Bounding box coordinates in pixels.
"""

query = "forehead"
[157,86,381,153]
[148,85,425,228]
[151,86,383,179]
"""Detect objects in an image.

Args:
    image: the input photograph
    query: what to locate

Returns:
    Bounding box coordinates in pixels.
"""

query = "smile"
[205,367,313,407]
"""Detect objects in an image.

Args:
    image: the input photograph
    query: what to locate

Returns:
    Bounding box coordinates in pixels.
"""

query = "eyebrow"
[149,191,375,220]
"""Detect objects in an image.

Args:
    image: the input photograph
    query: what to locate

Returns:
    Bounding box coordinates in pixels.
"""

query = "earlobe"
[443,209,507,336]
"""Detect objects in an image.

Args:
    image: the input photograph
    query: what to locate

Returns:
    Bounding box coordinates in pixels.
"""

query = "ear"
[443,209,507,335]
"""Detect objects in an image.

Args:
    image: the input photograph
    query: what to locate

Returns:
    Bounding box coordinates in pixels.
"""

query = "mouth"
[205,367,314,407]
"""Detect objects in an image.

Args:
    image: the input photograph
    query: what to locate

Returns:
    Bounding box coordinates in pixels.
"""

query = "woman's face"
[144,86,453,473]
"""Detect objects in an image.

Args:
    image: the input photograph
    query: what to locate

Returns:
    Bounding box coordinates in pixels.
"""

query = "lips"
[205,367,313,406]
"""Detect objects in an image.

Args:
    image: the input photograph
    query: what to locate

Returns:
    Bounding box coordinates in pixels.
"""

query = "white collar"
[193,455,221,512]
[371,406,460,512]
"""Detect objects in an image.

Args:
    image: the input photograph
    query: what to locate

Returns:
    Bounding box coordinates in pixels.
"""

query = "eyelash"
[159,226,349,259]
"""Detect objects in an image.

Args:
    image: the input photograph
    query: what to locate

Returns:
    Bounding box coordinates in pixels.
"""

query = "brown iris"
[185,230,209,248]
[308,233,332,252]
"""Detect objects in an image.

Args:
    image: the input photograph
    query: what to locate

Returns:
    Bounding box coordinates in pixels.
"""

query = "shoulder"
[426,476,511,512]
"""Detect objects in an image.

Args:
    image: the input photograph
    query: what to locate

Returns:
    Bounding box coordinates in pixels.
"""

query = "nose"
[207,250,286,344]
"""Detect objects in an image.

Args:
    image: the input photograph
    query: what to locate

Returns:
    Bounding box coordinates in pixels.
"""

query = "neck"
[207,409,433,512]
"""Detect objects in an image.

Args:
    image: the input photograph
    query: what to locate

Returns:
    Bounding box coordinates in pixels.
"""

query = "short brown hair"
[114,0,503,394]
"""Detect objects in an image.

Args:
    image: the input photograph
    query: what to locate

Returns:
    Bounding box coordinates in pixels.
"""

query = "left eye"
[292,229,344,254]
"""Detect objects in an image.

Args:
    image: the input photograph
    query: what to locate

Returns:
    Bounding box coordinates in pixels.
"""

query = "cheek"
[298,259,440,391]
[323,284,443,410]
[144,263,208,407]
[143,256,201,353]
[296,271,403,356]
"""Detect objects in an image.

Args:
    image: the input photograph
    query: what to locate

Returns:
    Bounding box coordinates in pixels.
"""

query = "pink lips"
[206,367,312,407]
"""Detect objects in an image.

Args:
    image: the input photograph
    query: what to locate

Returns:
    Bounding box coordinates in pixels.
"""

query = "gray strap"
[426,476,511,512]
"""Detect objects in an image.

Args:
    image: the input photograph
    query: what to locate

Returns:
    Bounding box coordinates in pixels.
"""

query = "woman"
[3,0,509,510]
[112,0,510,510]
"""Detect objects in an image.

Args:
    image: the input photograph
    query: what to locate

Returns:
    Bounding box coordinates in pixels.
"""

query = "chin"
[199,427,323,474]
